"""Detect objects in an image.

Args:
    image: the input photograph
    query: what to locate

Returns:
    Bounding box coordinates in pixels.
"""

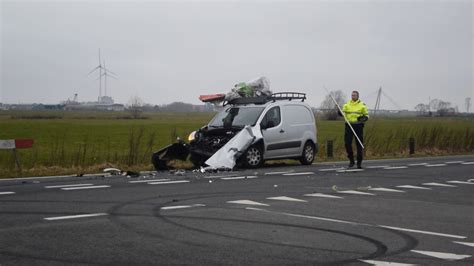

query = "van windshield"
[209,107,265,128]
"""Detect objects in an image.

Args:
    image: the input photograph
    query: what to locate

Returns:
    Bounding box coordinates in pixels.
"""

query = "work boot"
[357,163,362,169]
[348,161,355,168]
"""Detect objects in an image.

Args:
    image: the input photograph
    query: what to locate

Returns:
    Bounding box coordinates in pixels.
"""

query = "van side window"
[261,107,281,128]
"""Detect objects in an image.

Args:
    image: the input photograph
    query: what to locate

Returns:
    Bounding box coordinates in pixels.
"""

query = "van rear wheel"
[243,145,264,168]
[299,141,315,165]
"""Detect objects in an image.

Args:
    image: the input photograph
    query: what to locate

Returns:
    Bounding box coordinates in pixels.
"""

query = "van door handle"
[280,129,285,133]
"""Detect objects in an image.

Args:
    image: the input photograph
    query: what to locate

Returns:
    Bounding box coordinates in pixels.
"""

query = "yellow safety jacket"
[342,99,369,124]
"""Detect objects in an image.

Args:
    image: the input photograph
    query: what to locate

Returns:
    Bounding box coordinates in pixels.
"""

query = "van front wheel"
[299,141,315,165]
[243,145,264,168]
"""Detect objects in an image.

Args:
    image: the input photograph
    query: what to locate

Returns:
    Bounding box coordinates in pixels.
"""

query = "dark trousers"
[344,123,364,165]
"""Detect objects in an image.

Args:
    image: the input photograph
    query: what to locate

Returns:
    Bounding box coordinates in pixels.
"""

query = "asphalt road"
[1,155,473,265]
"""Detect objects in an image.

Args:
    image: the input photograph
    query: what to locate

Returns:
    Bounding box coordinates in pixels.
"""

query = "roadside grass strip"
[396,185,431,190]
[384,166,408,170]
[266,196,307,202]
[148,180,190,185]
[61,185,110,190]
[128,179,170,183]
[45,183,94,189]
[304,193,344,199]
[411,250,471,260]
[161,204,205,210]
[447,181,474,185]
[359,259,416,266]
[221,176,257,180]
[425,164,447,167]
[283,172,314,176]
[227,200,269,206]
[0,192,15,195]
[44,213,108,221]
[422,182,456,187]
[368,187,405,193]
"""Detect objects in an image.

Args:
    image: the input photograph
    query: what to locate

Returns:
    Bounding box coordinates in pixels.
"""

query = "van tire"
[299,141,315,165]
[243,145,264,168]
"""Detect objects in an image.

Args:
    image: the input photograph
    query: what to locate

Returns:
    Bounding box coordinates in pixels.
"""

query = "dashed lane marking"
[461,162,474,165]
[283,172,314,176]
[366,165,390,169]
[221,176,257,180]
[44,213,108,221]
[45,183,94,188]
[336,169,364,173]
[128,179,170,183]
[161,204,205,210]
[447,180,474,185]
[425,164,447,167]
[304,193,344,199]
[203,175,237,179]
[359,259,416,266]
[264,171,294,175]
[227,200,269,206]
[318,168,345,172]
[445,161,464,164]
[396,185,431,190]
[148,180,190,185]
[411,250,471,260]
[379,225,466,239]
[0,192,15,195]
[246,207,359,225]
[61,185,110,191]
[453,241,474,247]
[384,166,408,170]
[336,190,376,196]
[422,182,456,187]
[368,187,405,193]
[408,163,427,166]
[266,196,307,202]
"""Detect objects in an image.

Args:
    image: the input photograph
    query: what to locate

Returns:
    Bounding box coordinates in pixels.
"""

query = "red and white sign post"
[0,139,34,171]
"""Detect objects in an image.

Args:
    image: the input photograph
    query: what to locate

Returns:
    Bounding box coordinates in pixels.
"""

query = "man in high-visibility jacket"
[341,91,369,168]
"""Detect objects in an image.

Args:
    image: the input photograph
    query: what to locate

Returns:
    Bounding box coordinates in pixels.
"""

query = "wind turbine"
[101,60,117,97]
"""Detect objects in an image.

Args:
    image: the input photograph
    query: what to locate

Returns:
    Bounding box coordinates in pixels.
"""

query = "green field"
[0,110,473,178]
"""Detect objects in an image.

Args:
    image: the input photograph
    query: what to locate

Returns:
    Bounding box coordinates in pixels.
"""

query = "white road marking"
[422,182,456,187]
[447,180,474,185]
[425,164,447,167]
[360,259,416,266]
[411,250,471,260]
[336,169,364,173]
[148,180,190,185]
[304,193,343,199]
[396,185,431,190]
[161,204,205,210]
[453,241,474,247]
[384,166,408,170]
[408,163,427,166]
[264,171,294,175]
[337,190,375,196]
[266,196,307,202]
[203,175,237,179]
[0,192,15,195]
[61,185,110,190]
[379,225,466,239]
[318,168,345,172]
[461,162,474,165]
[368,188,405,193]
[44,213,108,221]
[128,179,170,183]
[445,161,464,164]
[246,207,357,225]
[366,165,390,169]
[283,172,314,176]
[221,176,257,180]
[45,183,94,188]
[227,200,269,206]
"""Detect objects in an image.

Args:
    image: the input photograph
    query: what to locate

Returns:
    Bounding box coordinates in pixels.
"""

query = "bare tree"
[320,90,346,120]
[127,96,143,119]
[414,103,428,114]
[466,97,471,113]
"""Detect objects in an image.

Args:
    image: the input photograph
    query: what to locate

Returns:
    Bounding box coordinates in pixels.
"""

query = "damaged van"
[152,92,318,170]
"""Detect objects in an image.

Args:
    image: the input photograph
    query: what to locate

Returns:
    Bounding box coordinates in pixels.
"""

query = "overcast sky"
[1,0,472,110]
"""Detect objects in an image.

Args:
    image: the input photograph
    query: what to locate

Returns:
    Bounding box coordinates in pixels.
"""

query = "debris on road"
[103,168,122,175]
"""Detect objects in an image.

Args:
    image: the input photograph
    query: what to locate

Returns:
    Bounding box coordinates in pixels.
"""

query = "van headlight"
[188,131,197,142]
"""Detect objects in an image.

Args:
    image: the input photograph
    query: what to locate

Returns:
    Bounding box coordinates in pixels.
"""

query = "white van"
[187,92,318,168]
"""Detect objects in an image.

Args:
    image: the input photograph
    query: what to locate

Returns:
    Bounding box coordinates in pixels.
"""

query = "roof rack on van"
[223,92,306,106]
